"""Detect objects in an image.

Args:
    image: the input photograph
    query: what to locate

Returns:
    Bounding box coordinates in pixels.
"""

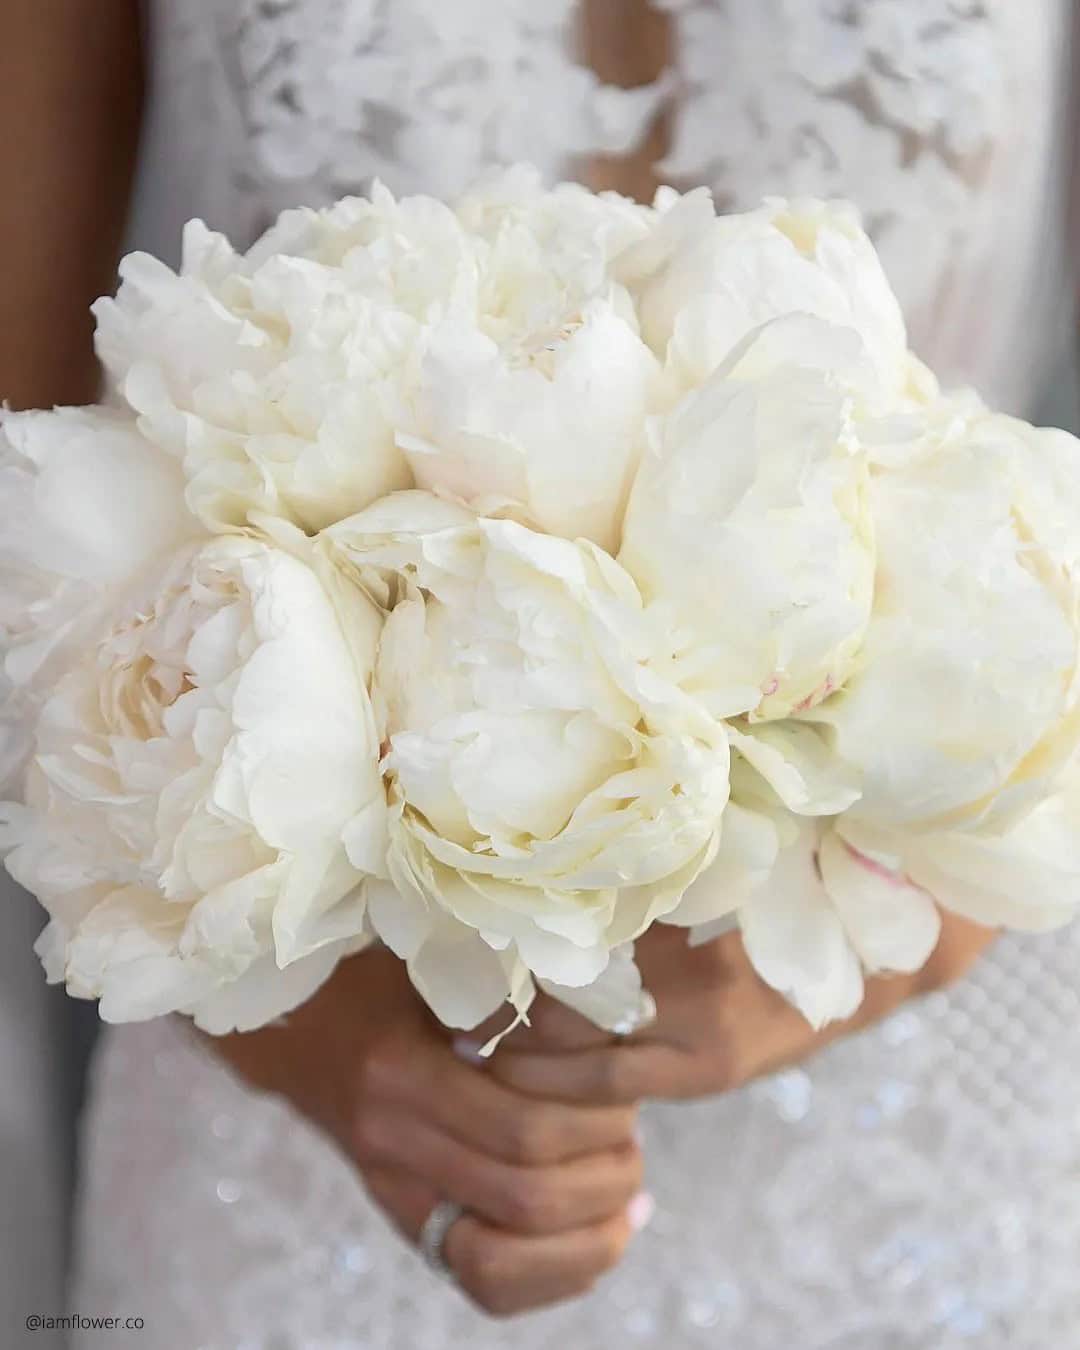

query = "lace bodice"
[73,4,1080,1347]
[132,0,1074,412]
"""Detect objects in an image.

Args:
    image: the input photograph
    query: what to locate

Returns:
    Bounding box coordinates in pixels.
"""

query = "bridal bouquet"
[3,168,1079,1046]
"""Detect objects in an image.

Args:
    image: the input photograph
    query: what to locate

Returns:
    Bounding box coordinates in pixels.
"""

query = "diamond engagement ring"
[419,1200,466,1279]
[610,991,658,1038]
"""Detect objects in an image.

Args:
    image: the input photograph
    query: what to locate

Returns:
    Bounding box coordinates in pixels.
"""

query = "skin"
[0,0,144,410]
[210,948,646,1317]
[485,918,998,1104]
[212,914,995,1318]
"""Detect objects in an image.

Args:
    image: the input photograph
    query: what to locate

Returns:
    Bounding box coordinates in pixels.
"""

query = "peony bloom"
[455,166,655,273]
[325,491,730,1035]
[803,408,1080,829]
[676,403,1080,1026]
[393,174,663,553]
[684,409,1080,1027]
[96,171,666,550]
[1,535,388,1033]
[839,771,1080,938]
[93,205,424,535]
[671,771,943,1028]
[0,407,196,790]
[618,315,876,726]
[620,191,910,398]
[394,303,661,554]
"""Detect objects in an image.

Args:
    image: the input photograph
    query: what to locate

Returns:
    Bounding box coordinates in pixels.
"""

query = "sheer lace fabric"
[74,2,1080,1346]
[130,0,1074,410]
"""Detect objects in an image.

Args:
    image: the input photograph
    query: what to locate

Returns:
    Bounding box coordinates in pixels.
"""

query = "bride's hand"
[487,914,996,1105]
[208,944,648,1317]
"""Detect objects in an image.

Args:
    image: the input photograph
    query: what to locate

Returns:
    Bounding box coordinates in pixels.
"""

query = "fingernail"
[452,1035,485,1065]
[627,1190,655,1233]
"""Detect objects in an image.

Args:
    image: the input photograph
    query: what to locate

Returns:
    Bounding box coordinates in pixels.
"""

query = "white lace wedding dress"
[73,3,1080,1347]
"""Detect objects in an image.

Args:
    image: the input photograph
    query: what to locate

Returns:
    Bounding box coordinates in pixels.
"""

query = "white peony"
[673,770,945,1027]
[455,166,655,273]
[325,491,731,1034]
[395,303,661,554]
[96,172,665,550]
[620,191,910,397]
[0,407,196,790]
[94,207,423,535]
[677,403,1080,1025]
[394,175,663,553]
[0,533,388,1033]
[804,408,1080,829]
[619,315,876,726]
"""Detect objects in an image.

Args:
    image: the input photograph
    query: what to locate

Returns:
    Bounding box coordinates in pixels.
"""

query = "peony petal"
[902,791,1080,932]
[366,875,433,962]
[737,824,864,1028]
[818,828,941,974]
[664,802,779,926]
[192,938,366,1035]
[408,920,521,1030]
[729,725,861,817]
[539,942,656,1034]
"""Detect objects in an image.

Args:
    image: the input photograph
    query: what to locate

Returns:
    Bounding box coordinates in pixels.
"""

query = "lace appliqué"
[214,0,667,211]
[143,0,1069,412]
[649,0,1069,408]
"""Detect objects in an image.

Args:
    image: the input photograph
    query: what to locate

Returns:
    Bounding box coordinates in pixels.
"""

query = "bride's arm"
[0,0,143,410]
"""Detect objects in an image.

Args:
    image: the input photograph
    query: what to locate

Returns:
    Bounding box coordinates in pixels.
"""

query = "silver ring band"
[419,1200,466,1279]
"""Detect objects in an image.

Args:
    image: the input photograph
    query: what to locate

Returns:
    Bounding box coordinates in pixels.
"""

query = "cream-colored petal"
[818,828,941,974]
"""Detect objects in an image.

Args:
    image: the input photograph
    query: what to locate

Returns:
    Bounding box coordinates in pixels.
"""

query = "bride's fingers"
[363,1166,651,1318]
[445,1206,648,1318]
[367,1036,638,1165]
[471,994,614,1053]
[492,973,828,1104]
[436,1047,638,1163]
[361,1165,443,1245]
[353,1111,643,1235]
[491,1042,680,1105]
